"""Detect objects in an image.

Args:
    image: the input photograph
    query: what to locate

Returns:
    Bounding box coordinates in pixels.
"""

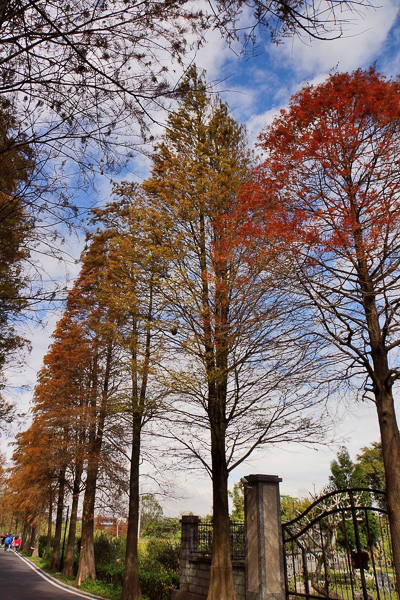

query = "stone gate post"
[178,515,199,594]
[242,474,286,600]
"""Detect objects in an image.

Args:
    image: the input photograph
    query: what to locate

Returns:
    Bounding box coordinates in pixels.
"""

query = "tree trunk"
[76,341,112,585]
[21,521,30,553]
[375,387,400,595]
[28,525,37,556]
[75,455,100,584]
[44,489,53,559]
[50,469,66,571]
[121,418,142,600]
[31,526,40,558]
[354,236,400,595]
[198,208,235,600]
[207,427,236,600]
[63,462,83,578]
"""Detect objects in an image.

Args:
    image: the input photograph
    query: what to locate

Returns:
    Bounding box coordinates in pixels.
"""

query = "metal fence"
[191,519,245,560]
[282,488,397,600]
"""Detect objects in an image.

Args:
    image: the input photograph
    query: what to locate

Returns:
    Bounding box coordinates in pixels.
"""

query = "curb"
[15,553,111,600]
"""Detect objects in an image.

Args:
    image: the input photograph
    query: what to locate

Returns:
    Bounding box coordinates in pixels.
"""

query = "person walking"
[4,534,12,551]
[12,536,20,553]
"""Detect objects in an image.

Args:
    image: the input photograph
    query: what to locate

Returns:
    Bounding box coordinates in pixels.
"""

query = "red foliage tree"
[241,68,400,591]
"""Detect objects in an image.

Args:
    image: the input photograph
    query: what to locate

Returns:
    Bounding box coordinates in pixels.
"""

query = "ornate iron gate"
[282,488,397,600]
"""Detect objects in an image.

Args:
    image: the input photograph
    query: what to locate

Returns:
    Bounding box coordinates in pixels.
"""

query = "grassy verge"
[20,554,123,600]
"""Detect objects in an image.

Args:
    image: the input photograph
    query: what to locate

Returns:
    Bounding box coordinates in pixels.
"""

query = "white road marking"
[13,553,106,599]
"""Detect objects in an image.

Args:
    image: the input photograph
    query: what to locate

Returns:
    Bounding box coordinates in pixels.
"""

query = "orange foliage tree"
[32,314,93,573]
[4,311,95,565]
[88,195,171,600]
[4,423,56,553]
[241,67,400,591]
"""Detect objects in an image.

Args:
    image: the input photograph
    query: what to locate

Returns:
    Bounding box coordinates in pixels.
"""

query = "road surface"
[0,550,102,599]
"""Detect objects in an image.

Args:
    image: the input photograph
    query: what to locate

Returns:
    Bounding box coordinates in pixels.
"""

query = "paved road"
[0,550,101,599]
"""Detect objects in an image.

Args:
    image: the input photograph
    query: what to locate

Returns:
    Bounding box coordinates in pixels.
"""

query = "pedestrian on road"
[4,535,12,551]
[12,536,20,553]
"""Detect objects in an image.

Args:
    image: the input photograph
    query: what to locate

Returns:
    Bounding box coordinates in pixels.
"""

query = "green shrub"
[79,577,122,600]
[38,535,48,558]
[77,532,181,599]
[139,570,179,600]
[93,532,125,565]
[140,539,180,575]
[142,518,181,539]
[96,561,125,586]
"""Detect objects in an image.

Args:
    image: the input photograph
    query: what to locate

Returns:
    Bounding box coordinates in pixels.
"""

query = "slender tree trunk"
[198,211,236,600]
[50,469,66,571]
[76,342,112,585]
[121,269,156,599]
[28,525,37,556]
[31,526,40,557]
[375,386,400,595]
[355,244,400,595]
[76,457,100,584]
[21,521,30,553]
[44,488,53,559]
[63,462,83,578]
[121,418,142,600]
[207,419,236,600]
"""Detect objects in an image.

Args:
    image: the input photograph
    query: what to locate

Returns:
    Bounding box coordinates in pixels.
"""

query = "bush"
[142,518,181,539]
[96,561,125,586]
[139,570,179,600]
[94,537,180,595]
[38,534,48,558]
[140,539,180,574]
[93,532,125,565]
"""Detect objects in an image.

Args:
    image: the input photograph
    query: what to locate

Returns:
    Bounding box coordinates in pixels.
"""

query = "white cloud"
[275,0,399,77]
[245,106,282,146]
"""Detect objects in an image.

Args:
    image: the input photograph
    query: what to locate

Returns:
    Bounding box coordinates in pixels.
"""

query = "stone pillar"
[179,516,199,593]
[242,474,285,600]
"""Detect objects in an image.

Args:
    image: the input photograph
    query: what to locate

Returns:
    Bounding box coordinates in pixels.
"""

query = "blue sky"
[207,0,400,137]
[6,0,400,516]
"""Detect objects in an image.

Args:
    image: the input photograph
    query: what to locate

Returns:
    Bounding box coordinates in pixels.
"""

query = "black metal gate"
[282,488,397,600]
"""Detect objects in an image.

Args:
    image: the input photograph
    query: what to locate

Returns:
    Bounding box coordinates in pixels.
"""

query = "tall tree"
[67,252,119,586]
[243,67,400,592]
[33,314,92,574]
[0,0,376,408]
[141,67,327,600]
[88,195,170,599]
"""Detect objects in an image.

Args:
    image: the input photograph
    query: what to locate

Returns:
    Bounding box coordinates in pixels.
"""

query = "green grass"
[20,554,124,600]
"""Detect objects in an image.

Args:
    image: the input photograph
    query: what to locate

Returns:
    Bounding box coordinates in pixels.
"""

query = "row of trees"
[0,0,375,441]
[2,61,400,600]
[3,69,329,600]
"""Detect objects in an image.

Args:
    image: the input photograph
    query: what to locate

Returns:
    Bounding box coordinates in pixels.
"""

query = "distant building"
[94,515,127,536]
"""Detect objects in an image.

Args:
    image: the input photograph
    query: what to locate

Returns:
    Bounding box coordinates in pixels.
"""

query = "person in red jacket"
[12,536,21,552]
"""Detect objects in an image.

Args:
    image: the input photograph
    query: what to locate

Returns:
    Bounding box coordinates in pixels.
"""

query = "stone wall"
[175,555,245,599]
[171,515,245,600]
[172,474,286,600]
